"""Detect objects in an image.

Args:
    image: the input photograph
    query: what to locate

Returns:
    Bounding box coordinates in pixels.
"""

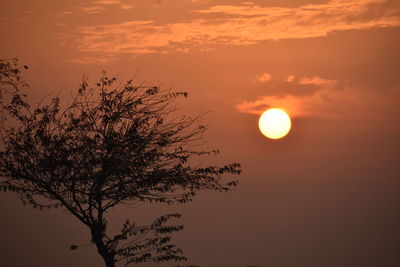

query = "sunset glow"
[1,0,399,266]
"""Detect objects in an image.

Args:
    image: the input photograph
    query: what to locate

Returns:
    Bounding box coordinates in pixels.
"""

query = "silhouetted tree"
[0,58,27,93]
[0,58,28,132]
[0,61,241,267]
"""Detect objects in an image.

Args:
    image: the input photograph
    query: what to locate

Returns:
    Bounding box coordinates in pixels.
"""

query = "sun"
[258,108,292,139]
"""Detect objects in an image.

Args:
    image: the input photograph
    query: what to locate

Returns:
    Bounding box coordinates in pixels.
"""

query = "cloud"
[70,0,400,56]
[92,0,135,10]
[235,76,399,119]
[195,0,400,42]
[65,1,134,16]
[64,55,117,64]
[119,4,134,10]
[257,73,272,83]
[93,0,120,4]
[190,0,213,3]
[59,10,73,15]
[299,76,336,86]
[286,75,295,82]
[75,21,163,54]
[80,6,107,14]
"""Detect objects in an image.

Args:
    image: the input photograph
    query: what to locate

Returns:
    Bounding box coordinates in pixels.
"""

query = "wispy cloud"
[64,55,117,64]
[236,76,399,119]
[93,0,135,10]
[70,0,400,57]
[257,73,272,83]
[194,0,400,42]
[80,6,107,14]
[76,21,163,54]
[93,0,120,4]
[286,75,295,82]
[59,10,73,16]
[59,0,134,17]
[299,76,336,86]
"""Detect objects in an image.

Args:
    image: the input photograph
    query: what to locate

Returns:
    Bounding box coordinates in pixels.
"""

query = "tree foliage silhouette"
[0,60,241,267]
[0,58,28,132]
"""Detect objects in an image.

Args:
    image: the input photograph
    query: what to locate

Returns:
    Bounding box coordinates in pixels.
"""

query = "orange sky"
[1,1,399,266]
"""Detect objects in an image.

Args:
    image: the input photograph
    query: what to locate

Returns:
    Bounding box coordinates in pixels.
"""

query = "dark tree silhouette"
[0,58,27,93]
[0,61,241,267]
[0,58,28,132]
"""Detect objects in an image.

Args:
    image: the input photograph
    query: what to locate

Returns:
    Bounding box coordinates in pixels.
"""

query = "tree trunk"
[92,228,116,267]
[94,240,116,267]
[100,252,116,267]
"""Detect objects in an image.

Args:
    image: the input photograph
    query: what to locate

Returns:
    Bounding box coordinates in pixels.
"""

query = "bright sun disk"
[258,108,291,139]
